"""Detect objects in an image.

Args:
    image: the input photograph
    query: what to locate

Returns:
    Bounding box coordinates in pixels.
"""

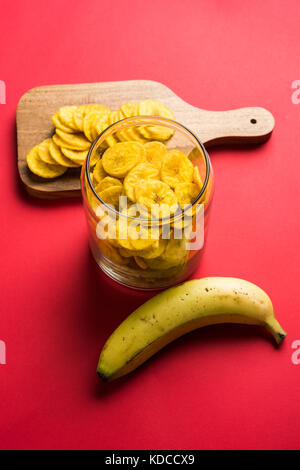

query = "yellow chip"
[116,219,153,252]
[119,247,134,258]
[193,166,203,190]
[95,176,122,193]
[58,105,78,131]
[107,110,125,126]
[126,127,148,143]
[51,113,74,133]
[174,182,200,208]
[93,159,108,184]
[117,127,147,144]
[120,102,139,118]
[76,103,109,131]
[137,238,167,260]
[115,216,136,250]
[147,238,187,270]
[116,216,161,256]
[161,150,194,188]
[94,119,109,139]
[134,256,148,269]
[83,113,98,142]
[188,147,202,163]
[124,162,159,202]
[97,239,125,265]
[139,100,175,119]
[120,204,145,219]
[161,238,188,266]
[61,147,88,165]
[87,104,110,114]
[83,110,109,142]
[98,185,123,208]
[37,138,57,164]
[107,111,124,144]
[127,223,157,251]
[49,140,80,168]
[102,141,146,178]
[27,145,67,179]
[144,141,167,169]
[105,134,119,147]
[135,179,178,218]
[138,100,175,141]
[139,124,173,141]
[54,129,91,150]
[72,105,89,131]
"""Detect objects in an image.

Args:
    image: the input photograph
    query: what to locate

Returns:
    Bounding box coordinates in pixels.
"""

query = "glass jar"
[81,116,214,290]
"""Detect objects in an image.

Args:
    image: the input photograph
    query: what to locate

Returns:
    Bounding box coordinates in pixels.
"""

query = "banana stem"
[265,317,287,345]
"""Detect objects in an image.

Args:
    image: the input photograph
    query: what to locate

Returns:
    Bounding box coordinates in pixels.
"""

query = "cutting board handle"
[199,107,275,147]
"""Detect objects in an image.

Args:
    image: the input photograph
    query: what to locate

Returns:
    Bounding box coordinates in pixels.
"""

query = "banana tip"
[274,331,287,345]
[264,317,286,345]
[97,370,109,382]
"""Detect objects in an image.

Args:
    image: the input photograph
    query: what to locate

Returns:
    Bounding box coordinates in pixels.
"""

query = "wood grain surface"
[16,80,275,199]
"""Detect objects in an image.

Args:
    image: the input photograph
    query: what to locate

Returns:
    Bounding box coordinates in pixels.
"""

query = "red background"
[0,0,300,450]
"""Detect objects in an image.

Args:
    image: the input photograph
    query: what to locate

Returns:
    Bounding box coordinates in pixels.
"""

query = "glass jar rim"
[81,116,211,223]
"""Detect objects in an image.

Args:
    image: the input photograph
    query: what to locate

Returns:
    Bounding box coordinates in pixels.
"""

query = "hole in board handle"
[250,119,257,124]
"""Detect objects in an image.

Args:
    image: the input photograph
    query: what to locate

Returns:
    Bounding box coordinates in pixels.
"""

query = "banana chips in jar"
[82,115,213,290]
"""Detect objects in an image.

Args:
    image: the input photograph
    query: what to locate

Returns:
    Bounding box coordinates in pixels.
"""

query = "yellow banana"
[97,277,286,381]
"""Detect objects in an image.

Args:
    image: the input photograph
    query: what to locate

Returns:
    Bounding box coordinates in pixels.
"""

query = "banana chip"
[139,125,173,141]
[49,140,80,168]
[98,185,123,208]
[95,176,122,193]
[135,180,178,218]
[138,100,175,141]
[124,162,159,202]
[27,146,67,179]
[144,141,167,169]
[58,105,78,131]
[120,102,139,118]
[139,100,175,119]
[127,223,157,251]
[108,110,124,126]
[161,150,194,188]
[188,147,202,163]
[116,218,135,250]
[102,141,146,178]
[61,147,88,166]
[116,214,157,252]
[73,104,110,132]
[134,256,148,269]
[88,104,110,114]
[55,129,91,150]
[119,247,134,258]
[93,159,108,184]
[83,110,109,142]
[146,238,187,270]
[37,138,57,164]
[100,112,122,148]
[193,166,203,190]
[94,120,109,140]
[174,182,200,208]
[83,113,99,143]
[72,105,89,131]
[117,127,147,144]
[52,113,74,133]
[137,238,167,260]
[97,239,125,265]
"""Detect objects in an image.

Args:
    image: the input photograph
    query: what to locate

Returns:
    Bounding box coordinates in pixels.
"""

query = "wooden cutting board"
[16,80,275,199]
